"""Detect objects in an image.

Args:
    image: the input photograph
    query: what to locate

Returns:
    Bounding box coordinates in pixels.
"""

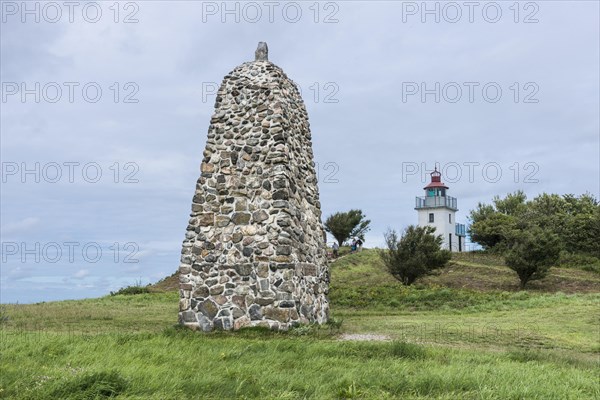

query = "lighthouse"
[415,168,466,251]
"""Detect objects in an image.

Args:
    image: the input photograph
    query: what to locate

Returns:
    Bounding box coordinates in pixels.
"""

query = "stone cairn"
[178,42,330,331]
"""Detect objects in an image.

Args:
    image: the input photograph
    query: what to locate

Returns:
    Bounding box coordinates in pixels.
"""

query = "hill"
[1,250,598,399]
[150,249,600,297]
[329,250,599,310]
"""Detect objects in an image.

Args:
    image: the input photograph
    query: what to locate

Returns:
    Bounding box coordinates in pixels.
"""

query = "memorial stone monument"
[178,43,330,331]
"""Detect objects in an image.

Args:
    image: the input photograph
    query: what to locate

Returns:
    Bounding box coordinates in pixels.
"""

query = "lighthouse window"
[429,213,434,223]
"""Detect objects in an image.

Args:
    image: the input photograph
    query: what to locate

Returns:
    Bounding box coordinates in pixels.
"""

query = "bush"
[110,279,150,296]
[380,226,451,285]
[505,227,561,289]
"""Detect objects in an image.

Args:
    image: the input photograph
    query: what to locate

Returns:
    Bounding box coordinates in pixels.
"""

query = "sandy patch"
[339,333,392,341]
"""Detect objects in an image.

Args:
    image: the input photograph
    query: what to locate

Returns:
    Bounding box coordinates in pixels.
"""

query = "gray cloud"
[1,1,598,303]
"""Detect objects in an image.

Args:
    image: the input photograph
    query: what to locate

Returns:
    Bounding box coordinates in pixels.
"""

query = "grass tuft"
[46,370,128,399]
[389,340,428,359]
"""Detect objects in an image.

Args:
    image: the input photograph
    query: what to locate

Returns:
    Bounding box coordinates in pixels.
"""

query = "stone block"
[263,307,290,323]
[198,300,218,319]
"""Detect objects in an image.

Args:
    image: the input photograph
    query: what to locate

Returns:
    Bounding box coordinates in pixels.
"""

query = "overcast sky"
[1,1,598,303]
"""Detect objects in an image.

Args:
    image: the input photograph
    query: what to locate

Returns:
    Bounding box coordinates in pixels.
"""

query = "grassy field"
[1,250,598,399]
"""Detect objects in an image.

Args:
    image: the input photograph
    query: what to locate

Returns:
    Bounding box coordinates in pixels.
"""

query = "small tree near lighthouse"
[380,225,451,285]
[505,227,560,289]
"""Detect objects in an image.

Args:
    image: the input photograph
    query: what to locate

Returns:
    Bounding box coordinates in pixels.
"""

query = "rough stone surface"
[255,42,268,61]
[178,43,329,331]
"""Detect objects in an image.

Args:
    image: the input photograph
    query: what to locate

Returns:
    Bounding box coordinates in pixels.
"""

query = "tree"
[469,191,599,256]
[493,190,527,216]
[380,225,451,285]
[565,207,600,256]
[504,227,561,289]
[469,213,518,251]
[532,193,599,256]
[324,209,371,247]
[468,191,526,251]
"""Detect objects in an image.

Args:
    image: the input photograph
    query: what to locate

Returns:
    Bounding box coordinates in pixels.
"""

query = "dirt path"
[338,333,392,341]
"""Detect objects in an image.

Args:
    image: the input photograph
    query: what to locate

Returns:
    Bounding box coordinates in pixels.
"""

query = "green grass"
[330,250,600,311]
[2,329,598,399]
[1,249,598,399]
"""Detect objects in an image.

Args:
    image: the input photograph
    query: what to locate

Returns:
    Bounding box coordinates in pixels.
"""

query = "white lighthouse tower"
[415,168,466,251]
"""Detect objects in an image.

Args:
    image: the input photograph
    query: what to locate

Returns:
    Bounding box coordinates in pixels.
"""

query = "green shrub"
[505,227,561,289]
[381,226,451,285]
[110,279,150,296]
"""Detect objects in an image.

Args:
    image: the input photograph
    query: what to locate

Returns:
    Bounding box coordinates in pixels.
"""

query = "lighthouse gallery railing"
[415,195,458,210]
